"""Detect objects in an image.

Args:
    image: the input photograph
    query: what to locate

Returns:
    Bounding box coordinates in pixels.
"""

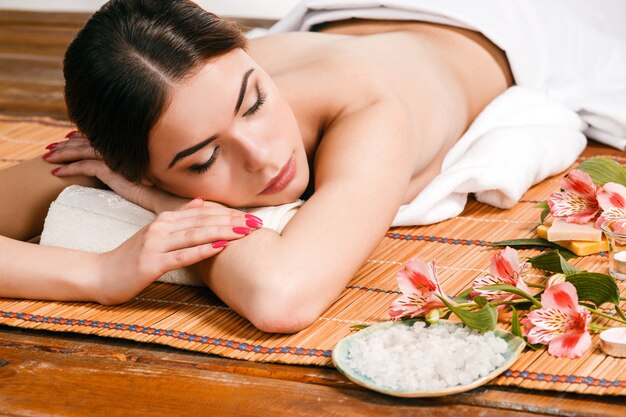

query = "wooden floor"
[0,9,624,416]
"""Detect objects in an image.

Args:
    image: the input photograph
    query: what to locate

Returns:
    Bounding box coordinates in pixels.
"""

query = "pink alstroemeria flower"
[389,259,447,319]
[471,247,531,303]
[596,182,626,228]
[548,169,599,224]
[523,282,591,359]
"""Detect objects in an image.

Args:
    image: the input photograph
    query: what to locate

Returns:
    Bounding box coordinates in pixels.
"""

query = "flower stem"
[587,307,626,325]
[526,282,546,289]
[589,323,610,333]
[491,299,534,307]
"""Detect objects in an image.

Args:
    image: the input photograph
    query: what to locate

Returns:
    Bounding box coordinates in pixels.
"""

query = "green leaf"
[534,201,551,224]
[491,238,571,252]
[540,206,551,224]
[436,295,497,332]
[527,250,577,273]
[510,307,523,338]
[477,284,542,307]
[576,157,626,187]
[558,252,578,276]
[452,288,473,303]
[566,272,620,308]
[350,324,370,331]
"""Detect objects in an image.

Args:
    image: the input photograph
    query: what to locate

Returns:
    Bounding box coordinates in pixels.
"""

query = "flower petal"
[389,295,419,319]
[596,207,626,229]
[597,182,626,211]
[561,169,597,198]
[527,326,557,345]
[547,330,592,358]
[527,308,572,333]
[472,274,515,302]
[540,282,578,310]
[397,258,437,295]
[489,247,519,282]
[548,191,599,224]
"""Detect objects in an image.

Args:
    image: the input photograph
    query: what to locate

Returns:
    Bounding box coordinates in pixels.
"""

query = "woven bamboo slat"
[0,115,624,395]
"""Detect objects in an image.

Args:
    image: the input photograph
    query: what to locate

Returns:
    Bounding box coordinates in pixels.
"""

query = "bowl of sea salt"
[332,319,524,397]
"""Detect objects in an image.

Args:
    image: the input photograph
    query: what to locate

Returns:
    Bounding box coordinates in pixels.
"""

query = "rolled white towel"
[39,185,303,287]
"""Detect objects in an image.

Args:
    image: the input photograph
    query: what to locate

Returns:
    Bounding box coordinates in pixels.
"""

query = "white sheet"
[269,0,626,149]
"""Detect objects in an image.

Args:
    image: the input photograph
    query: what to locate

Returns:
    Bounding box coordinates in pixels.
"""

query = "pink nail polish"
[212,240,228,249]
[65,130,78,139]
[232,227,251,235]
[245,213,263,223]
[42,151,54,160]
[51,167,62,175]
[45,142,58,150]
[246,219,263,229]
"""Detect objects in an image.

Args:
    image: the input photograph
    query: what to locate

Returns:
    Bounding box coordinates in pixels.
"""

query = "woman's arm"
[198,97,415,333]
[0,197,259,304]
[0,156,102,240]
[0,149,261,304]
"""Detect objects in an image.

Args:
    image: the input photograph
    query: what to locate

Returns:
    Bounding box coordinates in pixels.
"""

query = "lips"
[261,154,296,195]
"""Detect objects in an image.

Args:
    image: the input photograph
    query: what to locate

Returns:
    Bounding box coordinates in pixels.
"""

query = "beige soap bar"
[546,218,602,242]
[537,224,608,256]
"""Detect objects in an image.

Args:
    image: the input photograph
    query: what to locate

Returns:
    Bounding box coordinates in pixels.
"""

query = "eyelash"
[190,146,220,174]
[189,88,268,174]
[244,88,268,117]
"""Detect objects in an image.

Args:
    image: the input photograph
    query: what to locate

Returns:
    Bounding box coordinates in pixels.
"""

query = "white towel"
[40,185,303,287]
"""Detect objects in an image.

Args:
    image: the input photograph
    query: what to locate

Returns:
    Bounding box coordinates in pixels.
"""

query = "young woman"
[0,0,513,332]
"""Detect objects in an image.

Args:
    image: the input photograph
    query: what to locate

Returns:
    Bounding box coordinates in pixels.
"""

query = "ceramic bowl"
[332,319,525,398]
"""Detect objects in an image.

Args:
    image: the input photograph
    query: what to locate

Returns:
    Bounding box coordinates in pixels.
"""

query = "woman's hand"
[43,131,183,212]
[95,197,263,305]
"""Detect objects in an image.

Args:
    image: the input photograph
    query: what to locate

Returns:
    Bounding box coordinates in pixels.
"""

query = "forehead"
[150,49,254,152]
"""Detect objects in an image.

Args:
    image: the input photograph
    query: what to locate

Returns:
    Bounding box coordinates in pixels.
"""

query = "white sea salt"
[346,322,508,391]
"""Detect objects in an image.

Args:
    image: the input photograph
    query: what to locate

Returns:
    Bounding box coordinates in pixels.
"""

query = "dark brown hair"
[64,0,247,182]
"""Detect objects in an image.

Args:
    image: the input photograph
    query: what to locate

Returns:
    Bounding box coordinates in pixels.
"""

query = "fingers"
[50,158,112,180]
[43,133,99,164]
[161,242,229,271]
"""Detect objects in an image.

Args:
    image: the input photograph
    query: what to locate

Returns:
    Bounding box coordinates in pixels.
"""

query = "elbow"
[245,280,323,334]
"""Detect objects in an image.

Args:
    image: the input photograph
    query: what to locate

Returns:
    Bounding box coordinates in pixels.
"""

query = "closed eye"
[243,86,267,117]
[189,146,220,174]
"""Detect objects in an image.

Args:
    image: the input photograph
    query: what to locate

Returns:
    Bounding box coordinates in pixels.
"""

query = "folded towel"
[269,0,626,150]
[40,185,303,287]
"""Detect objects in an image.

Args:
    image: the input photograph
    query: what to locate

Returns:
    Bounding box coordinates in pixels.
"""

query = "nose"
[229,126,271,173]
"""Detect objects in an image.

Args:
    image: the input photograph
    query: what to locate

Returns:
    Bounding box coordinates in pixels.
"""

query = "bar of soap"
[537,224,608,256]
[546,219,602,242]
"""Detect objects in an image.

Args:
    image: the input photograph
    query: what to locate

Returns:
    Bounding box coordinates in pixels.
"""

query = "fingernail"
[245,213,263,223]
[45,142,58,150]
[212,240,228,249]
[194,196,205,200]
[51,167,62,175]
[232,227,251,235]
[246,219,263,229]
[42,151,55,160]
[65,130,78,139]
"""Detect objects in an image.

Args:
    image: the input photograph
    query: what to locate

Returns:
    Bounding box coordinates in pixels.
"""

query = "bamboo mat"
[0,115,625,396]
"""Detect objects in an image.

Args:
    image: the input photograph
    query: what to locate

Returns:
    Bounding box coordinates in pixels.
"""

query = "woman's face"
[146,49,309,208]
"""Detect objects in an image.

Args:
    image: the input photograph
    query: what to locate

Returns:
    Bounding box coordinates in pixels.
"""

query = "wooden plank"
[0,326,555,417]
[1,325,624,417]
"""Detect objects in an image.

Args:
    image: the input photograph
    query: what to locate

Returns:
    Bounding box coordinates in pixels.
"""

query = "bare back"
[248,19,513,203]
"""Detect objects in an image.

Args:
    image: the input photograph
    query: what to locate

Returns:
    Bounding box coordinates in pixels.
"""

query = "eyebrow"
[168,136,217,169]
[235,68,255,115]
[167,68,255,169]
